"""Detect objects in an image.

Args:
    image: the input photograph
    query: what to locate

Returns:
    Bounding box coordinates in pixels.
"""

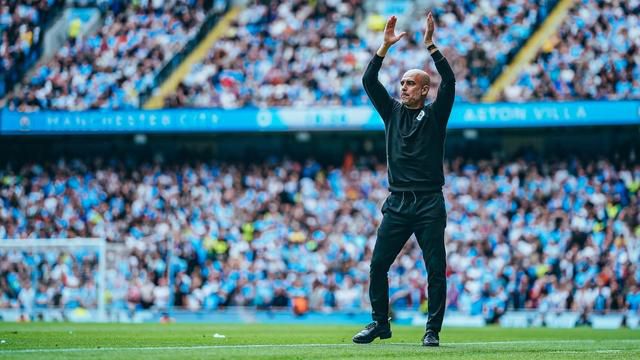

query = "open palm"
[424,12,435,44]
[383,16,406,46]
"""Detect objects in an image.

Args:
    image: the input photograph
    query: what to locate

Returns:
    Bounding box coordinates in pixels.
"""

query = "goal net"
[0,238,106,322]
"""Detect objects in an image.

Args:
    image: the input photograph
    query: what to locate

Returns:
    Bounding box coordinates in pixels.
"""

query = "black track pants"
[369,191,447,332]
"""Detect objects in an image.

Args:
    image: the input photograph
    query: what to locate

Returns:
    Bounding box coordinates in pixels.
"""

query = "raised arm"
[362,16,406,121]
[424,12,455,127]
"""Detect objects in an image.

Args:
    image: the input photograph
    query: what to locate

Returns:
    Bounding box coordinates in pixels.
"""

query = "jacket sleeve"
[362,54,394,123]
[430,50,456,128]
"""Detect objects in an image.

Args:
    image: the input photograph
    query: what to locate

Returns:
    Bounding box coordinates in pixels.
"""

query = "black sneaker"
[422,330,439,347]
[352,321,392,344]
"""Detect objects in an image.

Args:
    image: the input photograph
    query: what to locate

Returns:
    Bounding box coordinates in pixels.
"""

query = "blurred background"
[0,0,639,330]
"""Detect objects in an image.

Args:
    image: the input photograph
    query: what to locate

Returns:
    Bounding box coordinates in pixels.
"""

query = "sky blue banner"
[1,101,638,134]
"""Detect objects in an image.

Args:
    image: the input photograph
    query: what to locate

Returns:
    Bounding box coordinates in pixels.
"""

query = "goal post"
[0,238,107,322]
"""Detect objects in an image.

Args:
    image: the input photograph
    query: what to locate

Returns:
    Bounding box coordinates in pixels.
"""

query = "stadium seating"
[6,0,565,110]
[1,157,638,320]
[0,250,99,310]
[9,0,638,110]
[502,0,640,101]
[166,0,558,108]
[5,0,639,109]
[0,0,64,97]
[7,0,208,112]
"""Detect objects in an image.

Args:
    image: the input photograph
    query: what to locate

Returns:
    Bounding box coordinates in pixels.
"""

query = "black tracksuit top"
[362,50,455,192]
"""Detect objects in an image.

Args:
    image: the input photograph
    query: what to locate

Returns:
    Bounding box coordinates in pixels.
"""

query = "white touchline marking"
[550,350,623,354]
[0,339,638,354]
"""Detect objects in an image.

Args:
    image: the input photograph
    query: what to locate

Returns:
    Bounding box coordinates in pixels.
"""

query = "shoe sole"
[352,331,392,344]
[423,342,439,347]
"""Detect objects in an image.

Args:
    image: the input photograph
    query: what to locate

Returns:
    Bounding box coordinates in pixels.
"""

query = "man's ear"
[422,85,429,96]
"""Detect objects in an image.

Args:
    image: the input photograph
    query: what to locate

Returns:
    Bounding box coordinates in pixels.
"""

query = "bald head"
[403,69,430,87]
[400,69,431,108]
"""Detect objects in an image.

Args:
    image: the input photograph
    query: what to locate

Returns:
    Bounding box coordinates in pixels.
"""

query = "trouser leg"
[369,196,413,323]
[413,193,447,332]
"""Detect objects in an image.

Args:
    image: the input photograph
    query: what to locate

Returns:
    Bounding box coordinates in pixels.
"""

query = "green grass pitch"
[0,323,639,359]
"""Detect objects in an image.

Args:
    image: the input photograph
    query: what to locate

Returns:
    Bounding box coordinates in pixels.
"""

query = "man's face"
[400,70,430,108]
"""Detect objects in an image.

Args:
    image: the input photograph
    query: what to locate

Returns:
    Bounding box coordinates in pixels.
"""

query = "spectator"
[0,155,638,322]
[503,0,640,101]
[9,0,208,111]
[0,0,65,97]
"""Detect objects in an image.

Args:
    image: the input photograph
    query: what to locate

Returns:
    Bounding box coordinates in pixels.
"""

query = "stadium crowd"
[1,156,639,322]
[166,0,557,108]
[6,0,566,110]
[7,0,210,112]
[503,0,640,101]
[0,0,64,96]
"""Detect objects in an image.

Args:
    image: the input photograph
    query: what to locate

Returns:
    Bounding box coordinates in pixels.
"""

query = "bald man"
[353,12,455,347]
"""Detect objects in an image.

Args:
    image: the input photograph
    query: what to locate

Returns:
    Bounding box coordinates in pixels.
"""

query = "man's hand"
[423,12,435,46]
[377,16,406,57]
[383,16,406,46]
